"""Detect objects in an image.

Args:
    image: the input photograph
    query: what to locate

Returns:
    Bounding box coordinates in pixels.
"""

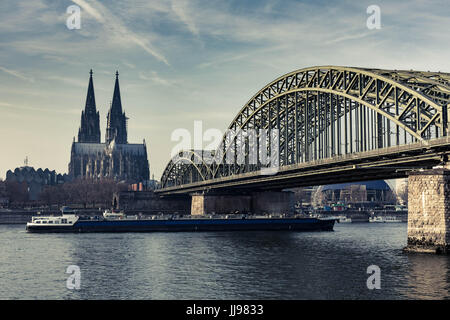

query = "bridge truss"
[160,66,450,191]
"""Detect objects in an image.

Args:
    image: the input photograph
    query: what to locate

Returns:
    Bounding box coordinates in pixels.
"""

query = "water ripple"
[0,223,449,299]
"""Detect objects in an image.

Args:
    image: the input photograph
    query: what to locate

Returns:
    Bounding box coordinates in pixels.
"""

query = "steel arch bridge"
[158,66,450,194]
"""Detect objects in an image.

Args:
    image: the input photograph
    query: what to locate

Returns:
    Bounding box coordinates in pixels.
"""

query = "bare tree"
[39,178,128,209]
[5,181,28,206]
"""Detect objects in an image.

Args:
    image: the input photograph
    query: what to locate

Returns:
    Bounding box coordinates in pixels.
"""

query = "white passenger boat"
[369,216,403,223]
[26,209,79,230]
[338,216,352,223]
[103,210,126,220]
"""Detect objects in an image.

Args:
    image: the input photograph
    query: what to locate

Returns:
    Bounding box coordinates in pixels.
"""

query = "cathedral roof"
[110,143,147,156]
[73,142,106,155]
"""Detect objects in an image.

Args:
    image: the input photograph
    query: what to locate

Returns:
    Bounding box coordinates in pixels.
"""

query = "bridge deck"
[157,136,450,195]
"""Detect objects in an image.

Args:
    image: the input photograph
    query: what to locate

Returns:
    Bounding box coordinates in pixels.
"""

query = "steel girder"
[160,66,450,189]
[159,150,215,188]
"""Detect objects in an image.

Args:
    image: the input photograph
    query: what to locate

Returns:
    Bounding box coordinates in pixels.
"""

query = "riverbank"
[0,210,34,224]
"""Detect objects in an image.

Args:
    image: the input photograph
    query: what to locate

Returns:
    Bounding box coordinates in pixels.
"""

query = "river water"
[1,222,449,300]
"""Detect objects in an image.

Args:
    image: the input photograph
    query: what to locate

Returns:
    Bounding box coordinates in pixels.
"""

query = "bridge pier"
[404,167,450,254]
[190,191,294,216]
[191,194,251,215]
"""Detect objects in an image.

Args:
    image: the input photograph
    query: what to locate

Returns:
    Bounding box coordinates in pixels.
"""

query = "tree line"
[0,178,128,209]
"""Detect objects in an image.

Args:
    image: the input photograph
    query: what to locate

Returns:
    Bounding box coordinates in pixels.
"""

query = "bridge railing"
[280,135,450,172]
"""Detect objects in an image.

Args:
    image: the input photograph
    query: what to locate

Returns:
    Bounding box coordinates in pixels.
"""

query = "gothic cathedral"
[69,70,150,182]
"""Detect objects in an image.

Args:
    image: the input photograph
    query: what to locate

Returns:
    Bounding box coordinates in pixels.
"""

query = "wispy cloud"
[71,0,170,65]
[0,65,34,82]
[197,46,288,69]
[170,0,199,36]
[71,0,104,22]
[324,31,375,45]
[45,75,88,88]
[0,0,53,32]
[0,102,79,115]
[138,71,173,86]
[122,61,136,69]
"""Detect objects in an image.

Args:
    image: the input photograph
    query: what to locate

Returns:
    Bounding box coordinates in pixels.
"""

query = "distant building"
[289,186,317,207]
[68,70,149,182]
[395,178,408,205]
[5,166,68,201]
[313,180,395,207]
[129,179,159,191]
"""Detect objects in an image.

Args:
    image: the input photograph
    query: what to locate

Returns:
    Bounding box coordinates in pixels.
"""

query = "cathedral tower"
[105,71,128,144]
[70,70,149,183]
[78,69,101,143]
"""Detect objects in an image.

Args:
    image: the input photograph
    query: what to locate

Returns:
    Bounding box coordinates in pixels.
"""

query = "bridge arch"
[160,66,450,188]
[160,150,213,188]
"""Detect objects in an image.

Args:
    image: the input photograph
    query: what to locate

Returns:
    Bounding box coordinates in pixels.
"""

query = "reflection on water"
[401,255,450,299]
[1,223,450,299]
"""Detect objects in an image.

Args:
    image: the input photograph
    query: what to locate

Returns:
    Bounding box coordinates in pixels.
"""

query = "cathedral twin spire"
[78,69,100,143]
[105,71,128,144]
[77,70,128,145]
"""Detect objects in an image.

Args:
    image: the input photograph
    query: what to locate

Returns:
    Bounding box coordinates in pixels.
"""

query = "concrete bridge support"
[190,191,294,216]
[405,168,450,254]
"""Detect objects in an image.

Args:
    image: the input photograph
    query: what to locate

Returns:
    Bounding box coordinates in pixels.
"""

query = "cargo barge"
[26,210,335,233]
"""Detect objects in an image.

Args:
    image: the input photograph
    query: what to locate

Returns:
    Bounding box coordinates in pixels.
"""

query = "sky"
[0,0,450,181]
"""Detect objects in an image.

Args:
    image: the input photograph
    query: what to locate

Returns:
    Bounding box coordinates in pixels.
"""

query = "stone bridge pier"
[190,191,294,216]
[405,167,450,254]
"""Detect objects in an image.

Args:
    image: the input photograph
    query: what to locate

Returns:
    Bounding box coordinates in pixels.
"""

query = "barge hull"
[26,218,335,233]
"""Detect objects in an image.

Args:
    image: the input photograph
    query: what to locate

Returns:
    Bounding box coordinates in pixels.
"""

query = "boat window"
[48,221,53,224]
[42,221,47,224]
[36,221,41,224]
